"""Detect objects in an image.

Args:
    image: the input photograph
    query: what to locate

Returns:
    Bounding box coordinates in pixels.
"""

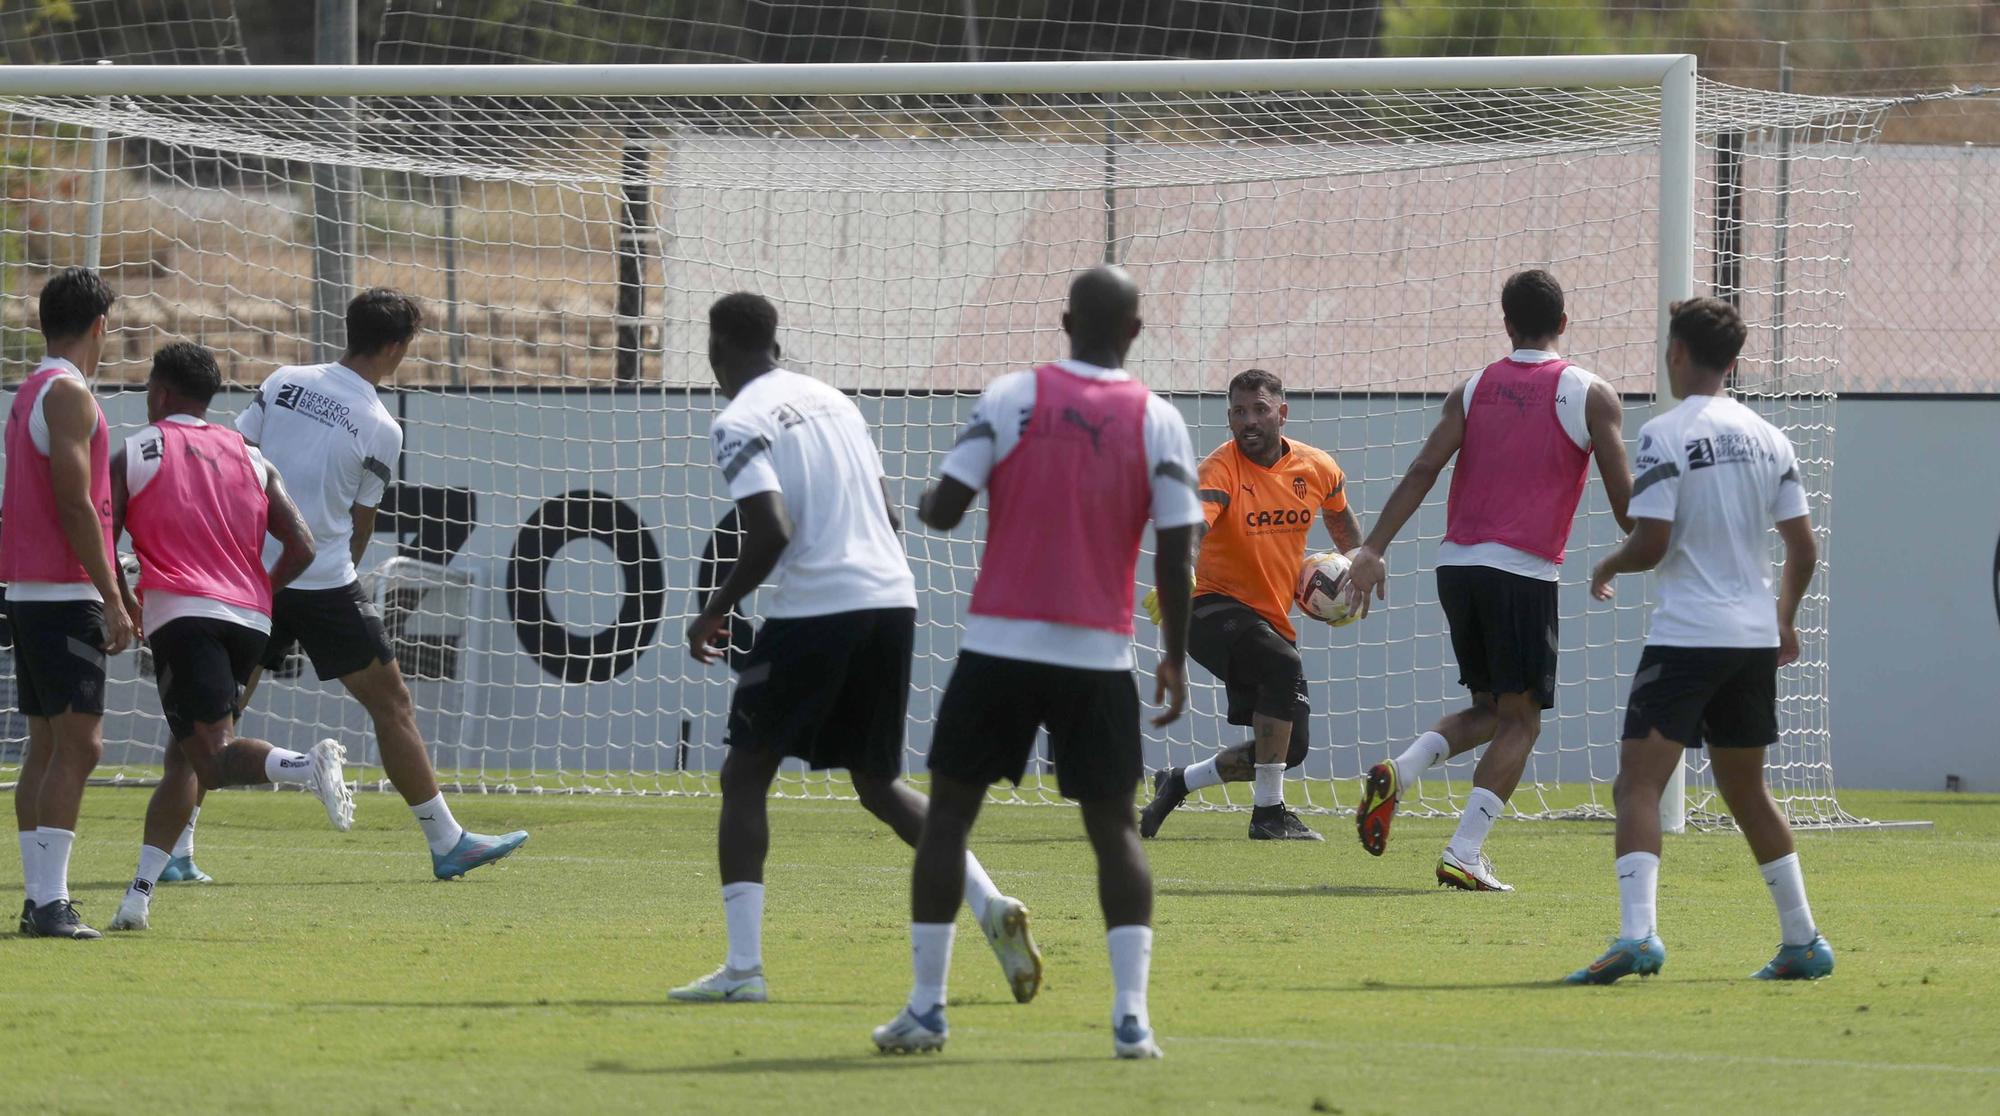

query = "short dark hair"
[709,291,779,353]
[1669,297,1748,372]
[39,267,116,341]
[345,288,424,356]
[1500,269,1565,339]
[1229,368,1284,398]
[149,341,222,405]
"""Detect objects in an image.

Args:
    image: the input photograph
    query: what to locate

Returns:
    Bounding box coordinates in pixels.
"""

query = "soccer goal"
[0,57,1888,828]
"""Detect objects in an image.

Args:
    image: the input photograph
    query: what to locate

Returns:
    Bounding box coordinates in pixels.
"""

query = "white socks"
[908,922,956,1014]
[1393,731,1451,788]
[264,748,313,785]
[963,852,1001,923]
[1760,852,1818,947]
[18,831,42,905]
[1107,924,1153,1032]
[1252,763,1285,808]
[1616,851,1660,940]
[33,827,74,903]
[173,807,199,859]
[1182,756,1223,792]
[721,881,765,972]
[1446,788,1504,862]
[410,793,466,855]
[123,845,172,913]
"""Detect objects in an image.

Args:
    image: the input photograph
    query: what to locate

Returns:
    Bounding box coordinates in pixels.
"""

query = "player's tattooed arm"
[1324,504,1363,554]
[689,492,791,664]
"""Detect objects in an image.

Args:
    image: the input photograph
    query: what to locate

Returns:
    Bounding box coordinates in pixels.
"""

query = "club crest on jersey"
[1292,476,1307,499]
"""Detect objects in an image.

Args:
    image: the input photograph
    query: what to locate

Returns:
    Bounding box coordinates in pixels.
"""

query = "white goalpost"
[0,57,1889,828]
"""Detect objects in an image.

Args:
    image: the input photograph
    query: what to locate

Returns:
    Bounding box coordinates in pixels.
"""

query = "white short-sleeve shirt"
[708,368,916,618]
[1628,394,1810,648]
[235,362,401,591]
[938,359,1202,671]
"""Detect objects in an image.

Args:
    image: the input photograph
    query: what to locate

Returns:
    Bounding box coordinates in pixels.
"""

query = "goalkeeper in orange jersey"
[1139,368,1365,841]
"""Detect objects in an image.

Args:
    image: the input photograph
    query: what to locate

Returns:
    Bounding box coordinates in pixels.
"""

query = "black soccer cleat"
[28,899,102,940]
[19,898,33,936]
[1139,767,1190,839]
[1248,804,1324,841]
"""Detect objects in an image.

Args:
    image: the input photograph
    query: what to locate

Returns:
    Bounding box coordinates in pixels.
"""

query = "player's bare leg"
[1565,733,1677,983]
[1080,795,1161,1058]
[1144,712,1318,841]
[1436,693,1538,891]
[1709,745,1831,979]
[874,772,984,1052]
[112,720,347,931]
[671,745,781,1002]
[14,717,54,932]
[854,772,1041,1003]
[340,657,526,879]
[1359,697,1498,855]
[21,710,105,939]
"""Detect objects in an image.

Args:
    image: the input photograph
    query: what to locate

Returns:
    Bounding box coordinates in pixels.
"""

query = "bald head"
[1062,265,1143,367]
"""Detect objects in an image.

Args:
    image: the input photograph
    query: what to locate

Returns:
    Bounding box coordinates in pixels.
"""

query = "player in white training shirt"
[1570,297,1832,984]
[161,289,527,882]
[669,293,1040,1006]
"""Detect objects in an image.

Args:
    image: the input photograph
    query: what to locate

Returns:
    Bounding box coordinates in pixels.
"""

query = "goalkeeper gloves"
[1141,576,1196,627]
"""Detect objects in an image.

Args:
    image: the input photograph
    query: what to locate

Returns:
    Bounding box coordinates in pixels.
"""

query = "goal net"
[0,59,1887,827]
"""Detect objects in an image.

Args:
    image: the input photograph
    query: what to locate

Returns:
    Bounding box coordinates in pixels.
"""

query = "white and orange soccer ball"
[1296,551,1361,627]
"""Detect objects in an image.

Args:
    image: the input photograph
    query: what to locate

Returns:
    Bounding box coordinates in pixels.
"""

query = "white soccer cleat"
[306,738,355,832]
[667,965,768,1003]
[981,896,1043,1004]
[107,897,150,932]
[1436,846,1514,892]
[872,1004,948,1054]
[1113,1015,1163,1060]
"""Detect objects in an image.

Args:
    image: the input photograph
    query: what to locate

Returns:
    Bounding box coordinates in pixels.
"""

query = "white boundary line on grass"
[962,1029,2000,1077]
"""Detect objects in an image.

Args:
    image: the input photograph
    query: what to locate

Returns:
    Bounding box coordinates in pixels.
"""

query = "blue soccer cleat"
[432,829,530,880]
[1752,935,1835,981]
[158,855,213,884]
[1564,934,1666,985]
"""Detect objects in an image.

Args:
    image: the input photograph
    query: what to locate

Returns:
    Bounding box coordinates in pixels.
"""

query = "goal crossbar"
[0,56,1699,98]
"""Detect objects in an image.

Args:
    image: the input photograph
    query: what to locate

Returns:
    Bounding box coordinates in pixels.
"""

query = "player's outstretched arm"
[265,471,318,593]
[46,377,132,653]
[917,477,977,531]
[1587,380,1635,534]
[688,491,791,664]
[1774,514,1818,666]
[1151,523,1195,726]
[1345,385,1468,607]
[1589,518,1671,600]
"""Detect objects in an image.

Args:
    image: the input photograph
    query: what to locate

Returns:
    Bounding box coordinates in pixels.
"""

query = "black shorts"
[260,581,395,680]
[724,607,914,778]
[1622,646,1780,750]
[147,617,267,740]
[6,599,107,718]
[928,651,1141,802]
[1436,564,1559,709]
[1186,593,1311,767]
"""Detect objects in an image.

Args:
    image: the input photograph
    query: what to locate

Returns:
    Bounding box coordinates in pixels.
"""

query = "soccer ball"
[1296,551,1360,627]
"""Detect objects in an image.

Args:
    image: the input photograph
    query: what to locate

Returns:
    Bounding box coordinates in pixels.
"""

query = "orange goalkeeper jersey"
[1195,437,1348,642]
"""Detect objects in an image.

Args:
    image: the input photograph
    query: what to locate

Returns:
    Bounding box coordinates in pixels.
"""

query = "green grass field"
[4,786,1996,1115]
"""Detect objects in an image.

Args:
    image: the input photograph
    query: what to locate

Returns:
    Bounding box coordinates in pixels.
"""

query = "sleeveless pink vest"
[0,366,112,585]
[1444,356,1591,564]
[968,364,1152,635]
[126,422,272,616]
